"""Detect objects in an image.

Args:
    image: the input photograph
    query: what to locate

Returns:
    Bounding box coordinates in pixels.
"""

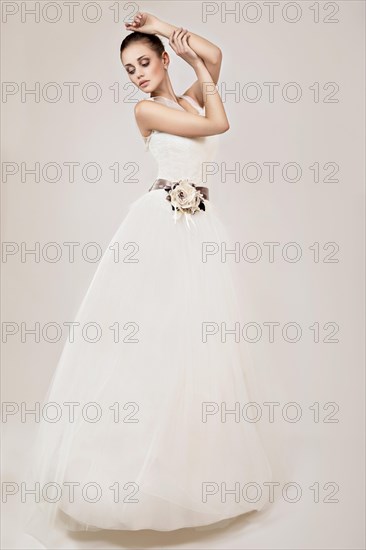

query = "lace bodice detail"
[142,95,219,185]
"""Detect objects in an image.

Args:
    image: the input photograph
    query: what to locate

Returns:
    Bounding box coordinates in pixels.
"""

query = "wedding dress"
[25,94,274,534]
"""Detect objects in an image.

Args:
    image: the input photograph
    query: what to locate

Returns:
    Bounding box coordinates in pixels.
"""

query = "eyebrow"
[124,55,148,68]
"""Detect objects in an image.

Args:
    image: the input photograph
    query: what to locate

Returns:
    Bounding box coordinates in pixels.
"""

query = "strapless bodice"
[142,95,219,185]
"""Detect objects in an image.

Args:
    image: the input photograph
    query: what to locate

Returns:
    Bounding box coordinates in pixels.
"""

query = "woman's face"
[121,43,166,93]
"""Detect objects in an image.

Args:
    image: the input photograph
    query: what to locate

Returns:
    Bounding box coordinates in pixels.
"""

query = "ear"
[162,51,170,69]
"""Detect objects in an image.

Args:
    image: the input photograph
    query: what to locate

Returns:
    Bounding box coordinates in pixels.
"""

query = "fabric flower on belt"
[164,179,206,229]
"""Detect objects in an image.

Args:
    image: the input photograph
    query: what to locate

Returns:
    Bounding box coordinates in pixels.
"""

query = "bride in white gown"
[25,12,276,535]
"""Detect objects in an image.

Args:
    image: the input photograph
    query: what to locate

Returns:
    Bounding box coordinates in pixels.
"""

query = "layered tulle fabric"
[24,94,279,535]
[25,188,275,533]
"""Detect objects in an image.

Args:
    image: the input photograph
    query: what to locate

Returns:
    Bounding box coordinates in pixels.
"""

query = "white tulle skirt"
[25,186,277,534]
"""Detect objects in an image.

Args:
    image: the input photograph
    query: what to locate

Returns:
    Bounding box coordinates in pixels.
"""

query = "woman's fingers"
[175,29,183,53]
[132,11,143,27]
[124,11,147,30]
[169,27,191,56]
[169,29,178,51]
[169,30,175,45]
[172,27,188,54]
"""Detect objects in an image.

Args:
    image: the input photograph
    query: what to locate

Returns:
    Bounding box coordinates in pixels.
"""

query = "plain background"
[2,1,365,548]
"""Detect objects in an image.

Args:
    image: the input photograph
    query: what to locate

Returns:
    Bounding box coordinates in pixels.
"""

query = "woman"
[122,13,229,144]
[26,12,273,535]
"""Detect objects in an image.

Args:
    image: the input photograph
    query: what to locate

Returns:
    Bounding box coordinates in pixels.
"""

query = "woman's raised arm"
[159,23,222,108]
[125,12,222,107]
[135,57,229,139]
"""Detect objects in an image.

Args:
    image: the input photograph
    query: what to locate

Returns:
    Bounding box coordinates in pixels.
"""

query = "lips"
[140,80,149,87]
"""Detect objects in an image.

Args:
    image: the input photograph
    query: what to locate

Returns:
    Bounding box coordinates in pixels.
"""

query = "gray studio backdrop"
[2,2,365,549]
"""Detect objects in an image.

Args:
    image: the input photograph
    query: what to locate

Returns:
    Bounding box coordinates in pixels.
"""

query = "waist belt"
[148,178,209,201]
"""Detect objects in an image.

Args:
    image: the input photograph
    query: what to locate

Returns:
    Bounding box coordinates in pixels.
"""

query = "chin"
[139,83,151,92]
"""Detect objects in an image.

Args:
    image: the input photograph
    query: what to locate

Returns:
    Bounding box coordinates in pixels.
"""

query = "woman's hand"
[169,27,203,67]
[124,11,159,34]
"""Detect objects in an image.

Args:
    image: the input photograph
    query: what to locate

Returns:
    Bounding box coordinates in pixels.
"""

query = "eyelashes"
[127,61,150,75]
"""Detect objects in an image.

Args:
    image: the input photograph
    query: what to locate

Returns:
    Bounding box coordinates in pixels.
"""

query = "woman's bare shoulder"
[134,98,154,112]
[134,99,156,138]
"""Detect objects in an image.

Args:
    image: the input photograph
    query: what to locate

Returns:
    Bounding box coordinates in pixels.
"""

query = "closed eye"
[127,61,150,75]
